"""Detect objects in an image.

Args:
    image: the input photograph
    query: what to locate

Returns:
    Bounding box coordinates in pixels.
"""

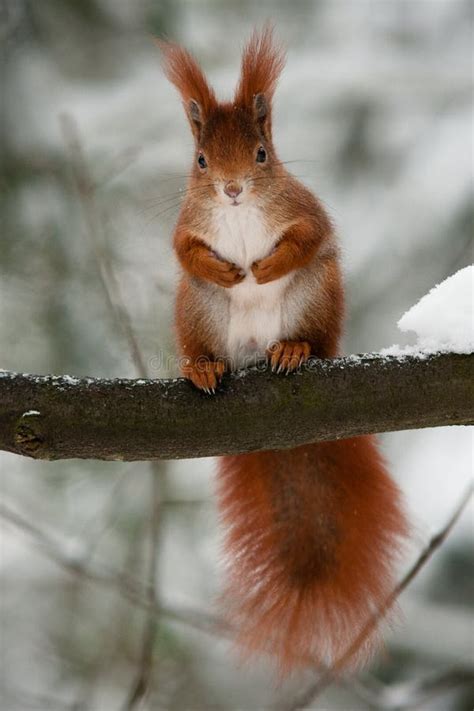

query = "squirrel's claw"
[183,359,225,393]
[267,340,311,374]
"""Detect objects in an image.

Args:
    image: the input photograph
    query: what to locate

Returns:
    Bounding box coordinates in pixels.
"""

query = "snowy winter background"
[1,1,473,709]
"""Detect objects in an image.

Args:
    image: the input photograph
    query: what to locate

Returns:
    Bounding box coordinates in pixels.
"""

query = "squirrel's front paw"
[202,256,245,288]
[267,340,311,373]
[182,358,226,394]
[251,253,285,284]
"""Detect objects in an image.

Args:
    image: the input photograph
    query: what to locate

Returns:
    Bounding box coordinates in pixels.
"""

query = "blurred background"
[1,0,472,709]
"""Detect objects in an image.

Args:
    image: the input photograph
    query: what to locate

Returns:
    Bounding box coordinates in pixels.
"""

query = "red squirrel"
[160,27,408,675]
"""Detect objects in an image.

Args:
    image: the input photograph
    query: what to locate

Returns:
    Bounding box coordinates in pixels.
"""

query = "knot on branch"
[14,411,46,457]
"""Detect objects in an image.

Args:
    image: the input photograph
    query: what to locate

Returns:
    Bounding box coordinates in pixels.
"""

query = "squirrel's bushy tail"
[217,436,408,675]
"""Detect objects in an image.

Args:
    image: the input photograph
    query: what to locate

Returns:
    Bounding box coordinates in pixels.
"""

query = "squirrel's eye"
[197,153,207,169]
[256,146,267,163]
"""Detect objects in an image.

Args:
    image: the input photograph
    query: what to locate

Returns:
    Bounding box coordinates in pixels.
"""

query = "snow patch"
[61,374,81,385]
[381,266,473,356]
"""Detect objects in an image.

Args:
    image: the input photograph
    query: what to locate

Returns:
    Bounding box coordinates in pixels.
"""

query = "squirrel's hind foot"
[182,358,226,394]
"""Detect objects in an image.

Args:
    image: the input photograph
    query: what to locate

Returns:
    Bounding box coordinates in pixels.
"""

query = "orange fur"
[235,24,285,106]
[234,24,285,136]
[159,40,217,135]
[251,219,322,284]
[160,26,409,676]
[174,231,245,287]
[218,438,408,674]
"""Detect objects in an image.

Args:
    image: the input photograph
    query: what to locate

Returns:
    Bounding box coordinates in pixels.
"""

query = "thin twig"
[78,471,130,564]
[60,112,148,378]
[61,114,167,708]
[286,484,473,710]
[122,471,163,711]
[347,666,474,710]
[1,485,472,711]
[0,500,224,637]
[388,666,474,710]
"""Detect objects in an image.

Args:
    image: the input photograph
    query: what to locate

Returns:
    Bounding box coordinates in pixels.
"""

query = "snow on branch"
[0,352,472,462]
[382,266,473,356]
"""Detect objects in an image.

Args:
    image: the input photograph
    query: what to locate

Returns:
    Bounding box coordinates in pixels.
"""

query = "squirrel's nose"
[224,181,243,199]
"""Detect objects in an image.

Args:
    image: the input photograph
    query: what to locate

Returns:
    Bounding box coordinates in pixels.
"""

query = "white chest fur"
[211,204,290,368]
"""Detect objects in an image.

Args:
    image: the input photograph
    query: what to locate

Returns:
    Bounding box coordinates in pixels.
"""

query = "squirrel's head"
[160,26,286,207]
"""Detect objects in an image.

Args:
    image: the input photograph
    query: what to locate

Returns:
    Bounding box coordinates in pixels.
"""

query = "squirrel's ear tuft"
[234,24,285,136]
[158,40,217,140]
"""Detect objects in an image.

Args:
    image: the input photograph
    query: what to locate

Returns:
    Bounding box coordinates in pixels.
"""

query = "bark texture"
[0,353,472,461]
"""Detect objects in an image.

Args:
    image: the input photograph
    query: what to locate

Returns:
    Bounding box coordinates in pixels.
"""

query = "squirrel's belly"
[210,202,291,368]
[225,275,290,370]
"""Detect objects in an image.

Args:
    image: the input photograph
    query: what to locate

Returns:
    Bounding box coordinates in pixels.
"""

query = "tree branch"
[0,352,472,461]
